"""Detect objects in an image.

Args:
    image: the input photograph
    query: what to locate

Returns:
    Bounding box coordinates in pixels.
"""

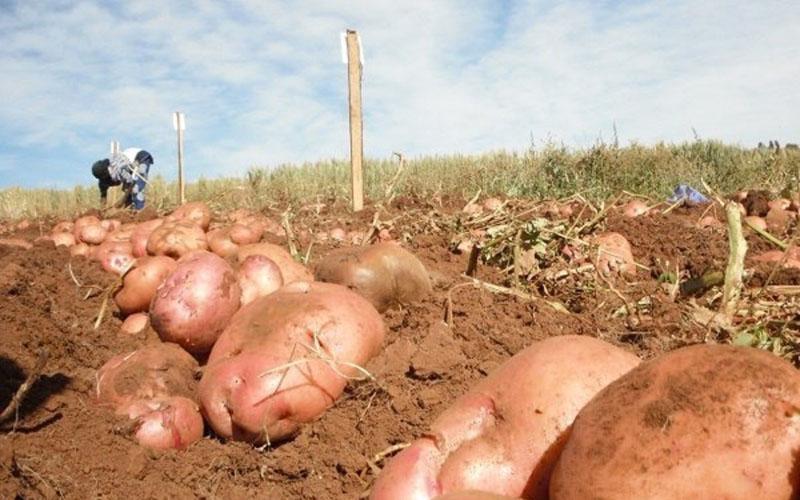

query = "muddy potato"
[78,221,108,245]
[115,256,178,315]
[237,242,313,284]
[96,343,199,409]
[765,206,793,235]
[622,199,649,218]
[550,344,800,500]
[315,242,432,312]
[131,219,163,257]
[743,215,767,232]
[166,201,212,231]
[594,232,636,276]
[198,281,385,444]
[372,336,639,500]
[119,396,204,450]
[149,251,241,356]
[52,232,76,247]
[237,255,283,306]
[146,220,208,258]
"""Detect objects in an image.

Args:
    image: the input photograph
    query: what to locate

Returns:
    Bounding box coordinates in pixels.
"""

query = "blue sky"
[1,0,799,189]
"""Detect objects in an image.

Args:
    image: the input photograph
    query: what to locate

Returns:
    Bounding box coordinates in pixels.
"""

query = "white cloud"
[0,0,799,187]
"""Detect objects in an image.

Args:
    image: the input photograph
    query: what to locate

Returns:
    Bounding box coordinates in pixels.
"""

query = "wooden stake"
[174,112,186,204]
[345,30,364,212]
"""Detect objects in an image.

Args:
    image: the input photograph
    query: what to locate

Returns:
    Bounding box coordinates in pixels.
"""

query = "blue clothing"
[667,184,710,206]
[97,149,153,210]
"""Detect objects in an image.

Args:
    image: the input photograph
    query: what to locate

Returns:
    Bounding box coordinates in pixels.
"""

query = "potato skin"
[237,242,313,284]
[146,220,208,258]
[594,232,636,276]
[372,335,639,500]
[149,251,241,356]
[131,219,163,257]
[198,281,385,443]
[549,344,800,500]
[114,256,178,315]
[96,343,199,410]
[314,242,432,312]
[237,255,283,306]
[120,313,150,335]
[166,201,211,231]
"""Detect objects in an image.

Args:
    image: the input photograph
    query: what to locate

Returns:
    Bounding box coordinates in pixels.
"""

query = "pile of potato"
[45,202,433,450]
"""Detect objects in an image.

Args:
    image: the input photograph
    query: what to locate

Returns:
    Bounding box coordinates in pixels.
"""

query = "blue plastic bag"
[667,184,710,206]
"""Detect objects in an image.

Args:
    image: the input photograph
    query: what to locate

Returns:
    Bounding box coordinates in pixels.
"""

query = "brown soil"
[0,199,797,499]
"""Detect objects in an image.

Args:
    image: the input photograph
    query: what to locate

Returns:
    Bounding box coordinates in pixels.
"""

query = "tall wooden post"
[173,112,186,204]
[345,30,364,212]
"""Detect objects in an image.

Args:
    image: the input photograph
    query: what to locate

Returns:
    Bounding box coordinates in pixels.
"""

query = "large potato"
[149,251,241,356]
[166,201,211,231]
[237,242,313,284]
[549,344,800,500]
[372,336,640,500]
[315,242,432,312]
[114,256,178,315]
[198,281,385,444]
[95,240,134,275]
[131,218,163,257]
[96,343,199,410]
[146,220,208,258]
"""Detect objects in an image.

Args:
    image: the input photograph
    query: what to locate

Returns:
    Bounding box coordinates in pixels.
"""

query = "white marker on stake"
[173,111,186,204]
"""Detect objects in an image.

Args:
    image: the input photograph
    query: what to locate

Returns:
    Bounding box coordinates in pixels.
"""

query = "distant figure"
[91,148,153,210]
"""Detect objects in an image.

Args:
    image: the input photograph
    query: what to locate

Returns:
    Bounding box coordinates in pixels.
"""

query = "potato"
[166,201,211,231]
[482,198,503,211]
[106,223,136,243]
[436,492,518,500]
[766,206,793,235]
[329,227,347,242]
[73,215,100,239]
[146,220,208,258]
[315,242,432,312]
[150,251,241,356]
[78,221,108,245]
[70,242,92,257]
[768,198,791,211]
[131,219,163,257]
[206,223,262,258]
[550,344,800,500]
[594,232,636,276]
[198,281,385,443]
[237,242,313,284]
[52,232,76,247]
[371,336,639,500]
[115,256,178,315]
[120,313,150,335]
[100,219,121,233]
[622,199,649,218]
[743,215,767,232]
[96,343,199,410]
[753,246,800,270]
[118,396,204,450]
[52,221,74,234]
[238,255,283,306]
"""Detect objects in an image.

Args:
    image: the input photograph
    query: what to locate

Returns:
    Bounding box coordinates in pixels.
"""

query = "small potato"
[131,219,163,257]
[147,220,208,258]
[199,281,385,443]
[120,312,150,335]
[765,206,793,235]
[329,227,347,241]
[150,251,241,356]
[16,219,31,230]
[238,255,283,306]
[371,336,639,500]
[166,201,211,231]
[52,232,76,247]
[315,242,432,312]
[594,232,636,276]
[550,344,800,500]
[79,222,108,245]
[743,215,767,232]
[118,396,204,450]
[115,256,178,315]
[70,242,92,257]
[96,343,199,410]
[622,200,649,218]
[237,242,313,284]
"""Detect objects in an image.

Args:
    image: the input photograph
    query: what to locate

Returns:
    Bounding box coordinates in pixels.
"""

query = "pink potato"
[207,228,239,258]
[51,232,76,247]
[622,200,649,218]
[237,242,313,284]
[118,396,204,450]
[198,281,385,444]
[149,251,241,356]
[96,343,199,410]
[52,221,74,234]
[100,219,121,233]
[329,227,347,242]
[207,223,262,258]
[114,256,178,315]
[166,201,212,231]
[131,218,163,257]
[72,215,100,240]
[237,255,283,306]
[120,313,150,335]
[314,242,433,312]
[371,336,639,500]
[146,220,208,258]
[95,240,134,275]
[752,246,800,270]
[594,232,636,276]
[78,221,108,245]
[743,216,767,232]
[549,344,800,499]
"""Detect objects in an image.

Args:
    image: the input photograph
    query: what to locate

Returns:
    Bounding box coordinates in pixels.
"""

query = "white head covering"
[122,148,142,163]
